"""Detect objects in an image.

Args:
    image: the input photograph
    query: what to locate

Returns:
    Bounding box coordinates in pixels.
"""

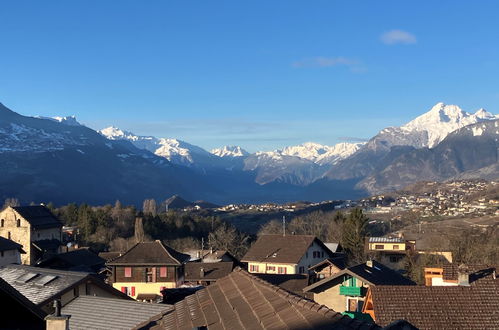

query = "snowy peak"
[35,115,82,126]
[211,145,249,158]
[280,141,365,164]
[400,102,498,148]
[99,126,146,141]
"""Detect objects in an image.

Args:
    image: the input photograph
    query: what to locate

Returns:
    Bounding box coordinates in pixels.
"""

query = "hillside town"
[0,203,497,329]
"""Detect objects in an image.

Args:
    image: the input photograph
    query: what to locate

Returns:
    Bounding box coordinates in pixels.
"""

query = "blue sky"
[1,1,499,152]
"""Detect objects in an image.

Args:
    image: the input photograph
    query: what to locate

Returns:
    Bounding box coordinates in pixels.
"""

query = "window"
[124,267,132,278]
[0,219,3,227]
[249,264,259,272]
[298,266,304,274]
[321,251,324,258]
[393,245,399,250]
[278,267,287,274]
[160,267,167,277]
[389,256,401,263]
[16,219,20,227]
[8,232,11,240]
[375,244,384,250]
[266,265,276,272]
[1,251,4,257]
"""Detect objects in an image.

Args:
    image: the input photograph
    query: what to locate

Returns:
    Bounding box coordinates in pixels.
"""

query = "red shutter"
[121,286,126,293]
[160,267,167,277]
[131,286,135,296]
[124,267,132,277]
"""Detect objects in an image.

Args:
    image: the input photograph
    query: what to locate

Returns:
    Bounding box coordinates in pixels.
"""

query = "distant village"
[0,190,498,330]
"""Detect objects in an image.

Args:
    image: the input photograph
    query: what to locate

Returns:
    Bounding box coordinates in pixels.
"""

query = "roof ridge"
[156,240,181,265]
[233,267,346,319]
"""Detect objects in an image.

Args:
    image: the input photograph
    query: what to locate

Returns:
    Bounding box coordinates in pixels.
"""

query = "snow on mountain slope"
[211,145,249,158]
[399,102,498,148]
[36,115,82,126]
[280,142,365,165]
[99,126,214,165]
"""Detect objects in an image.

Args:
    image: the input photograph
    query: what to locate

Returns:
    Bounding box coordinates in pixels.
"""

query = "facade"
[365,237,415,271]
[0,206,62,265]
[0,236,24,266]
[304,260,415,319]
[107,240,190,299]
[242,234,334,275]
[309,257,345,283]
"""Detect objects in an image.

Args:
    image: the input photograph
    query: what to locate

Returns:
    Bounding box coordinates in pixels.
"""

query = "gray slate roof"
[12,205,62,229]
[0,264,89,305]
[62,295,172,330]
[0,236,24,252]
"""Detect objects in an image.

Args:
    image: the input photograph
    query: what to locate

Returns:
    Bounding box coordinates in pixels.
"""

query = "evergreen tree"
[341,208,369,263]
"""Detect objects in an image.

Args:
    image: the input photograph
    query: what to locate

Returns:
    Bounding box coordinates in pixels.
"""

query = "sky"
[1,1,499,152]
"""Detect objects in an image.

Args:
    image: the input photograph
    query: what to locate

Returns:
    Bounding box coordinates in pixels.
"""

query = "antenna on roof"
[282,215,286,237]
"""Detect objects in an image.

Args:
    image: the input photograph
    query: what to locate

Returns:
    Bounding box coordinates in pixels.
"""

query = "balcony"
[339,285,365,296]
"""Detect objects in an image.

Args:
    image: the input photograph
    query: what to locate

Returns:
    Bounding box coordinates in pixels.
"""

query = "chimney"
[45,300,70,330]
[458,264,470,287]
[200,267,205,278]
[366,260,373,268]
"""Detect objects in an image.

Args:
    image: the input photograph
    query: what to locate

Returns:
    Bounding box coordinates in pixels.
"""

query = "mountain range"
[0,101,498,205]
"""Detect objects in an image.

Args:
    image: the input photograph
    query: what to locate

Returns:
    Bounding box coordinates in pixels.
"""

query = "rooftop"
[137,267,381,330]
[368,237,405,244]
[184,262,234,281]
[242,234,332,264]
[0,235,24,252]
[0,264,90,305]
[108,241,190,266]
[11,205,62,229]
[62,295,172,330]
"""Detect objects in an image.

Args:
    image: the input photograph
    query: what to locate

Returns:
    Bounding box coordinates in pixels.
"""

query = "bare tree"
[134,216,145,243]
[3,198,20,209]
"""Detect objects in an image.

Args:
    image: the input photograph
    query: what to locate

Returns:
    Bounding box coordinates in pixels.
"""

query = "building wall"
[112,281,177,299]
[32,227,62,242]
[312,277,368,313]
[367,242,406,252]
[0,207,31,265]
[247,262,297,274]
[0,249,21,266]
[296,242,332,273]
[113,265,178,283]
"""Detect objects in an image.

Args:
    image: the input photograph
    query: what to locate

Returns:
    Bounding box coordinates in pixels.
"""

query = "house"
[241,234,334,275]
[423,263,493,287]
[0,264,130,314]
[365,237,414,271]
[107,240,190,299]
[0,236,25,266]
[61,295,172,330]
[362,265,499,329]
[303,260,415,319]
[0,205,63,265]
[183,249,238,263]
[37,247,106,274]
[309,257,346,283]
[0,277,46,330]
[184,261,235,286]
[135,267,382,330]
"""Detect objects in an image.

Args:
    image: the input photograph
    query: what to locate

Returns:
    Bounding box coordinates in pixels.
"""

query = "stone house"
[0,205,62,265]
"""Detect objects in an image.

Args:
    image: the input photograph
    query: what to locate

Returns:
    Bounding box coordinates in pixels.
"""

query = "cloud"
[380,30,417,45]
[292,56,366,72]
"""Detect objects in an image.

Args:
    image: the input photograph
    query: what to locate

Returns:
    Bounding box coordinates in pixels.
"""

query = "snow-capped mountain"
[400,102,498,148]
[99,126,218,166]
[280,142,365,165]
[211,145,249,158]
[35,115,82,126]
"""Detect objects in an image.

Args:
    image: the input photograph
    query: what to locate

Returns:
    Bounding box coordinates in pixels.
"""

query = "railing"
[339,286,365,296]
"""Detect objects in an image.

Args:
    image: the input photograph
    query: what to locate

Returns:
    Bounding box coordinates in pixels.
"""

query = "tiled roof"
[136,267,381,330]
[309,257,346,271]
[62,295,172,330]
[242,234,332,264]
[304,260,415,292]
[442,263,497,283]
[371,282,499,329]
[12,205,62,229]
[0,264,90,305]
[0,277,46,319]
[368,237,404,243]
[108,241,190,266]
[0,236,24,252]
[255,273,310,297]
[184,262,234,281]
[38,248,106,272]
[98,251,123,262]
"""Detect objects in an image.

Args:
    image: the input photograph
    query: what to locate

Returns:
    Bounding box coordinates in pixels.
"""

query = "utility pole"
[282,215,286,237]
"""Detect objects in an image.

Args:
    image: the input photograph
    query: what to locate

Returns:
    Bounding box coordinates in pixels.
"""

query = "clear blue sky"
[1,1,499,152]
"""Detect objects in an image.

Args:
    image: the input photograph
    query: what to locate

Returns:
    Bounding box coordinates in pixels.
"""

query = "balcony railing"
[339,285,365,296]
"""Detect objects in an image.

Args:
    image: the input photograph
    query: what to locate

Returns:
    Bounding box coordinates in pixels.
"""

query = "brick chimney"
[45,300,70,330]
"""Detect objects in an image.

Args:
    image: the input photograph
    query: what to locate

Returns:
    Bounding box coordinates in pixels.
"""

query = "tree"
[3,198,20,209]
[208,223,250,258]
[134,216,145,243]
[341,208,369,264]
[143,199,157,216]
